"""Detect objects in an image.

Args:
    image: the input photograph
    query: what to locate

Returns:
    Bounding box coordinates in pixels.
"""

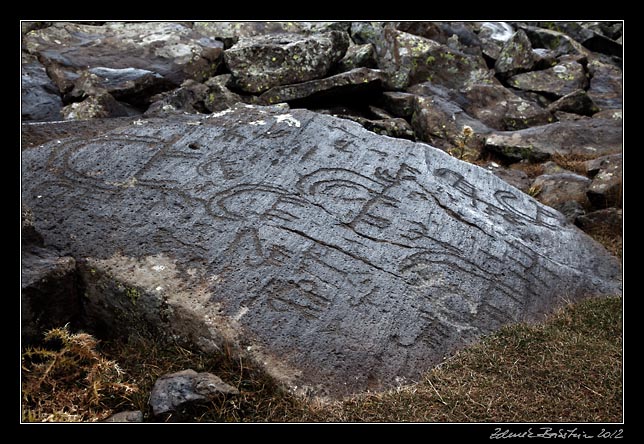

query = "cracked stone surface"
[21,104,621,399]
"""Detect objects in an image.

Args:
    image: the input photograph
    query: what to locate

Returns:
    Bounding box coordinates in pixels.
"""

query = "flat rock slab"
[485,118,622,162]
[21,105,621,398]
[508,61,588,98]
[23,22,224,85]
[258,68,386,105]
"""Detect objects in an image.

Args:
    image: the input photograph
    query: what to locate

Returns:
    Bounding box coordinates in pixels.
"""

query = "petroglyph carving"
[21,106,621,399]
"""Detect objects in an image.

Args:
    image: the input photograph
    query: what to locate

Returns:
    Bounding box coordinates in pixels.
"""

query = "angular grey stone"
[21,105,621,398]
[23,22,224,86]
[335,43,377,72]
[352,24,494,90]
[61,93,139,120]
[194,22,348,48]
[21,53,63,122]
[576,208,622,236]
[593,109,622,121]
[587,59,622,111]
[411,94,491,156]
[145,79,211,117]
[69,67,170,107]
[584,153,622,177]
[394,22,449,43]
[508,61,588,98]
[103,410,144,423]
[203,75,245,112]
[519,25,591,58]
[484,118,622,162]
[585,154,622,209]
[547,89,599,116]
[483,163,531,192]
[224,31,350,94]
[494,29,537,76]
[456,84,553,131]
[339,115,415,141]
[150,369,238,416]
[557,201,587,224]
[532,173,592,213]
[258,68,386,106]
[380,91,417,118]
[478,22,515,61]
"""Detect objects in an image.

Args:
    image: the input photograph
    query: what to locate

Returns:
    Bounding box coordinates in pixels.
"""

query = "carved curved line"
[494,190,562,229]
[206,183,310,221]
[296,168,387,196]
[56,136,164,191]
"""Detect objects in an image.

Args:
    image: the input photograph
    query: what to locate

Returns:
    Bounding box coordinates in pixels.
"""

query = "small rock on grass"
[103,410,144,423]
[149,369,239,416]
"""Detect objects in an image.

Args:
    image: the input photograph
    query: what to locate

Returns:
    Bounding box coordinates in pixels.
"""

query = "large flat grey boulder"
[21,105,621,399]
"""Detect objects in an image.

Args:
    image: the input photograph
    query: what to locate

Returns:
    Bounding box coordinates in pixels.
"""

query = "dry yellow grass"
[22,295,622,423]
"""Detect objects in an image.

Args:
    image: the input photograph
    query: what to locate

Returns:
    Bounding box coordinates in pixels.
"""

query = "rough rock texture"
[203,75,245,112]
[547,89,599,116]
[61,93,138,120]
[484,118,622,162]
[532,173,592,215]
[103,411,144,423]
[23,22,224,86]
[339,115,416,140]
[258,68,386,105]
[335,43,377,72]
[150,369,239,416]
[576,208,622,235]
[194,22,347,48]
[22,117,139,149]
[587,59,623,111]
[380,91,416,118]
[21,246,78,344]
[353,24,493,90]
[494,29,537,77]
[223,32,350,94]
[69,67,170,107]
[455,84,553,130]
[585,154,622,209]
[411,94,490,155]
[483,163,531,192]
[21,53,63,122]
[508,61,588,98]
[478,22,514,60]
[21,105,621,398]
[145,80,210,116]
[541,22,622,58]
[520,25,591,58]
[22,203,44,246]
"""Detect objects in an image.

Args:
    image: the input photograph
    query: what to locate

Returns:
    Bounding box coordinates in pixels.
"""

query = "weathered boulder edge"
[21,105,621,399]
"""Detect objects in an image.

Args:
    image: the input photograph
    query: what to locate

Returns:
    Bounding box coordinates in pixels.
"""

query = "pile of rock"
[21,21,622,400]
[22,21,622,237]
